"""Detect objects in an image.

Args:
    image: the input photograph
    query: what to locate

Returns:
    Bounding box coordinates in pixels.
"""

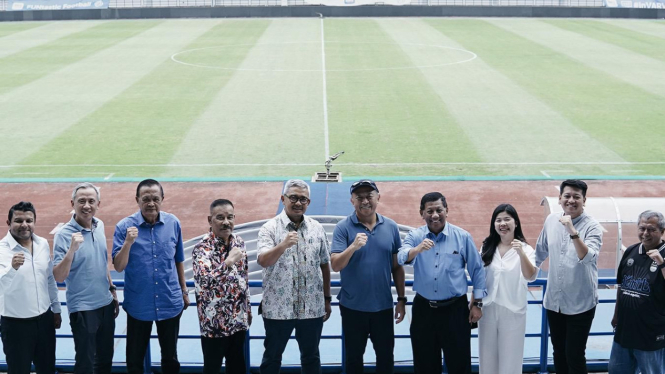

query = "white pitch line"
[541,170,551,178]
[0,161,664,168]
[320,18,330,161]
[104,173,114,180]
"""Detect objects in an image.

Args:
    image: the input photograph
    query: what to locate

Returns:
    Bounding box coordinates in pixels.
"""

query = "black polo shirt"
[615,242,665,351]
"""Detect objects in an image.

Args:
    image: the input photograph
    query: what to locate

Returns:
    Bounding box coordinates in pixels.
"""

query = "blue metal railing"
[13,278,618,374]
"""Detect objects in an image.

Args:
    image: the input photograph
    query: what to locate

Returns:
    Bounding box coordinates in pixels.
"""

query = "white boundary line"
[320,19,330,161]
[170,42,477,72]
[2,162,665,168]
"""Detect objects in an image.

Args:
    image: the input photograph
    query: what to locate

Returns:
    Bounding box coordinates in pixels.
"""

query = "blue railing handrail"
[46,277,619,374]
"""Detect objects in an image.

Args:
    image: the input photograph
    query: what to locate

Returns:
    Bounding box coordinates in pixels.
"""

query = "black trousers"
[260,317,324,374]
[201,331,247,374]
[70,301,116,374]
[340,305,394,374]
[0,310,56,374]
[126,311,182,374]
[410,294,471,374]
[547,307,596,374]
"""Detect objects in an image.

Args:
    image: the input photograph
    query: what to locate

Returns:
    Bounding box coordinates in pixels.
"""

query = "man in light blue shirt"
[398,192,486,374]
[112,179,189,374]
[53,182,118,374]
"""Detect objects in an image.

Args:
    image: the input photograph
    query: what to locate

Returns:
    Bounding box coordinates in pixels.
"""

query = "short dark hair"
[136,179,164,198]
[210,199,234,212]
[8,201,36,222]
[420,192,447,211]
[559,179,588,197]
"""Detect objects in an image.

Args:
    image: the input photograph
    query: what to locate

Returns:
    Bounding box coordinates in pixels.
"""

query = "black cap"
[350,179,379,194]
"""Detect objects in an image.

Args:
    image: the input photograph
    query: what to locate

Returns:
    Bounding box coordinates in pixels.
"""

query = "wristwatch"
[109,284,117,292]
[658,262,665,270]
[182,289,189,296]
[570,233,580,240]
[324,296,332,302]
[397,297,407,304]
[473,301,483,309]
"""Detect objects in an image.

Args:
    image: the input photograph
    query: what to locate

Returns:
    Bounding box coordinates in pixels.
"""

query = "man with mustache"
[331,180,406,374]
[609,210,665,374]
[113,179,189,374]
[257,179,332,374]
[0,201,61,374]
[536,179,603,374]
[397,192,486,374]
[53,183,119,374]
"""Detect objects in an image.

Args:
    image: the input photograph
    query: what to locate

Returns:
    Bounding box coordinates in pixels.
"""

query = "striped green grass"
[0,18,664,180]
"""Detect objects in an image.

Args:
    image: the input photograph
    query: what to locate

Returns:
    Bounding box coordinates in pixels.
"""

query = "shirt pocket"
[160,241,177,270]
[443,252,464,273]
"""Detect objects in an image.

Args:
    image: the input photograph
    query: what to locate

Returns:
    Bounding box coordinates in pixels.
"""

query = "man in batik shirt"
[193,199,251,374]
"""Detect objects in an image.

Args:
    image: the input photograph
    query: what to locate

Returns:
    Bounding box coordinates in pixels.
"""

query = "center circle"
[171,41,477,72]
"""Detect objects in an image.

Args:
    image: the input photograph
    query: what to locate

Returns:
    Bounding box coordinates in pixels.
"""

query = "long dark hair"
[481,204,527,267]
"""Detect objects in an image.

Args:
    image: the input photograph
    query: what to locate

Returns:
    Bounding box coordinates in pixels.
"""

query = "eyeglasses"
[285,195,310,205]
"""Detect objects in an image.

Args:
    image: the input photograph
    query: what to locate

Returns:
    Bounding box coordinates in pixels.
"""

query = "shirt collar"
[69,215,98,232]
[638,241,665,255]
[427,222,449,239]
[349,212,384,226]
[278,210,308,231]
[4,231,41,251]
[571,212,587,225]
[134,210,163,226]
[207,230,237,248]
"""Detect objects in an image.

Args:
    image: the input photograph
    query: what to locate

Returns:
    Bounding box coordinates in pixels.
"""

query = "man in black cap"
[331,180,406,374]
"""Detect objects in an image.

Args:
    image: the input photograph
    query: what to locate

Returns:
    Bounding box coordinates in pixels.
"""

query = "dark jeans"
[410,294,471,374]
[126,311,182,374]
[0,310,56,374]
[201,331,247,374]
[260,317,324,374]
[340,305,394,374]
[547,307,596,374]
[70,301,116,374]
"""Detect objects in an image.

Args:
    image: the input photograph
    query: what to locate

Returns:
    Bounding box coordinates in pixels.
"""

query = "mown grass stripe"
[544,19,665,63]
[0,21,161,96]
[425,18,665,173]
[325,19,484,175]
[0,21,47,38]
[14,20,272,178]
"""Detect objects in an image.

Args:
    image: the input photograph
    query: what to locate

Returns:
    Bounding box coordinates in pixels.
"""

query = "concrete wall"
[1,5,664,21]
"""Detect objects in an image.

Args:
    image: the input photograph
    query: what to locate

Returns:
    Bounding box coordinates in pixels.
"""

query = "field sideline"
[1,17,664,180]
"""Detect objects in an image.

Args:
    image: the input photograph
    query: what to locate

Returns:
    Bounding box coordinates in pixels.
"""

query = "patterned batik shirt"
[192,232,250,337]
[257,211,331,320]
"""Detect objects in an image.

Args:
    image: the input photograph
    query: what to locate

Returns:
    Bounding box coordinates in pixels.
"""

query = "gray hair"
[638,210,665,231]
[282,179,310,196]
[72,182,101,201]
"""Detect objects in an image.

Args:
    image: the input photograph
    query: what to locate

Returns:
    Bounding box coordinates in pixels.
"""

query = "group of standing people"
[0,178,663,374]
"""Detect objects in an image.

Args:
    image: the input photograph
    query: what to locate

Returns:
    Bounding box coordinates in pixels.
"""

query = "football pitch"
[1,17,664,181]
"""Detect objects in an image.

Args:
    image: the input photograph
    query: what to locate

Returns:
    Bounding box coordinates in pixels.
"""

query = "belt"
[416,293,463,308]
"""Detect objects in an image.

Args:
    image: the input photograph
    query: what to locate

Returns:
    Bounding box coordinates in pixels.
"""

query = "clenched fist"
[282,232,298,248]
[352,233,368,251]
[125,227,139,245]
[69,232,84,253]
[417,238,434,253]
[12,253,25,270]
[225,247,244,266]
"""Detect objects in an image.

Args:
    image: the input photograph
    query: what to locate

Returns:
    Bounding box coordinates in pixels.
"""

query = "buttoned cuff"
[473,289,487,300]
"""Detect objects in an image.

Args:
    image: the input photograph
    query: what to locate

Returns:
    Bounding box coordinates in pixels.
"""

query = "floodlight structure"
[313,151,344,183]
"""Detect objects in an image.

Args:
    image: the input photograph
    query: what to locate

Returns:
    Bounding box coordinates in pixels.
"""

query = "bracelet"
[658,262,665,270]
[109,285,117,292]
[397,297,407,303]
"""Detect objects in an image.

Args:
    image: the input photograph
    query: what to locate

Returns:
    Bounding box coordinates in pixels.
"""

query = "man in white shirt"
[0,201,62,374]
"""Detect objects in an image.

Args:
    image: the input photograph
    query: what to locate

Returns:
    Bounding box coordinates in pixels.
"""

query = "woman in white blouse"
[478,204,538,374]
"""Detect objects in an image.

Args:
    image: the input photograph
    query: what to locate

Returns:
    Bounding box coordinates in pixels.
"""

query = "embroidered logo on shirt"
[627,258,634,267]
[657,335,664,341]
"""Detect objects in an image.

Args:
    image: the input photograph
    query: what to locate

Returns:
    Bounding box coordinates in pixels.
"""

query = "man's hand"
[54,313,62,329]
[182,292,190,310]
[558,215,577,235]
[225,247,244,267]
[647,249,664,266]
[611,315,618,330]
[352,233,368,251]
[248,312,253,326]
[394,300,406,324]
[323,299,332,322]
[111,290,120,318]
[125,227,139,245]
[417,239,434,254]
[11,253,25,270]
[69,232,84,254]
[282,232,298,248]
[469,305,482,324]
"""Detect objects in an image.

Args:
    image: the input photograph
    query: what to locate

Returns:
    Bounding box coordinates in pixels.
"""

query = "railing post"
[539,283,549,374]
[143,344,152,374]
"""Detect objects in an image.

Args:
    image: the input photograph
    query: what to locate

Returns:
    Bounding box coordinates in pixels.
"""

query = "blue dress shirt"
[398,223,486,301]
[112,211,184,321]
